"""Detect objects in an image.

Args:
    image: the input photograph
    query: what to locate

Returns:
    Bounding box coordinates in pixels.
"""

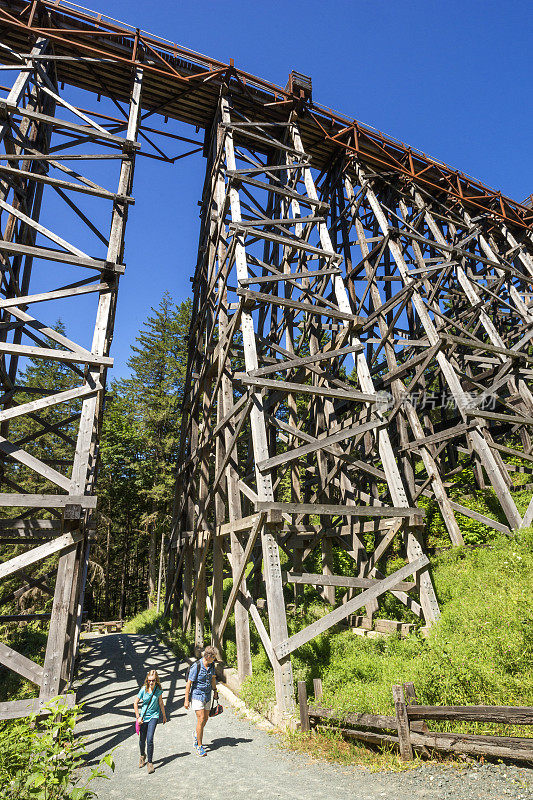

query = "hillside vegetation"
[238,528,533,723]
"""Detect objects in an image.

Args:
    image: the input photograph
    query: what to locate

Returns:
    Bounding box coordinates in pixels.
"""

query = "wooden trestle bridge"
[0,0,532,722]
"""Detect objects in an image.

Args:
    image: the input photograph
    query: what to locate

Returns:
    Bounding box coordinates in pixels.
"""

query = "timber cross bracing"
[0,0,532,721]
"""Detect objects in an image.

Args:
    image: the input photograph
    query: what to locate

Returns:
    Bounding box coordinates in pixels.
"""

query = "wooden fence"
[298,680,533,763]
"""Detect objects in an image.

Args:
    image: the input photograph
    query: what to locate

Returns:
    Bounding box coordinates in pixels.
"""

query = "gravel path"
[75,633,532,800]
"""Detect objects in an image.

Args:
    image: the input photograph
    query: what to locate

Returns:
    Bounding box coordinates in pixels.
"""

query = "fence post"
[313,678,323,702]
[403,682,417,705]
[298,681,310,732]
[392,684,413,760]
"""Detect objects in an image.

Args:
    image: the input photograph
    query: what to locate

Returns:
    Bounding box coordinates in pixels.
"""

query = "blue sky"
[12,0,533,377]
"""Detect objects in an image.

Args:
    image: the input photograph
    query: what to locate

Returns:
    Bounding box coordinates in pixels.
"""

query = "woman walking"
[184,646,219,757]
[134,669,167,773]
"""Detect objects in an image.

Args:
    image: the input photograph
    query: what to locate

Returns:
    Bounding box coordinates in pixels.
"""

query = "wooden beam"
[284,571,415,592]
[236,374,378,404]
[215,512,265,641]
[0,494,96,508]
[0,694,76,721]
[274,555,429,658]
[257,418,385,473]
[256,501,424,520]
[0,532,83,580]
[0,641,44,685]
[249,343,363,377]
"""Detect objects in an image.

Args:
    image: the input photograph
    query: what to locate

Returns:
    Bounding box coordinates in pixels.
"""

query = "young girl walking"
[134,669,167,773]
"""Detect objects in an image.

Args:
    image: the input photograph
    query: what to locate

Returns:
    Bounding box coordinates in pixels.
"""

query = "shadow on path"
[76,633,186,766]
[73,632,522,800]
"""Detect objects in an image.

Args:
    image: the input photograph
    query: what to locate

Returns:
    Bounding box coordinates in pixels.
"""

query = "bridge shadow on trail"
[74,633,473,800]
[75,633,187,766]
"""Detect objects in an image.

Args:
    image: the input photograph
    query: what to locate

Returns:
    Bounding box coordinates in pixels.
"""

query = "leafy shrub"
[0,697,114,799]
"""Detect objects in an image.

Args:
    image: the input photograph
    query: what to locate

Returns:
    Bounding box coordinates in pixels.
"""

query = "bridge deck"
[0,0,531,231]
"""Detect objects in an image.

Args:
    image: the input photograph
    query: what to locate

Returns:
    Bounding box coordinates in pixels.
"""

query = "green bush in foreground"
[241,529,533,720]
[0,697,114,799]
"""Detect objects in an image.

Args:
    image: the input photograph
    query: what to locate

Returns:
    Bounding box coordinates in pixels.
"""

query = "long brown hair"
[144,669,162,693]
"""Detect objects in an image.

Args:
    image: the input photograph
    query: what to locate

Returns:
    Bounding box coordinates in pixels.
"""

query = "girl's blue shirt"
[137,685,162,722]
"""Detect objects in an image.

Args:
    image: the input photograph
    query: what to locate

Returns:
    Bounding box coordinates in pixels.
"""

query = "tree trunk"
[103,517,111,619]
[148,520,158,607]
[119,515,131,620]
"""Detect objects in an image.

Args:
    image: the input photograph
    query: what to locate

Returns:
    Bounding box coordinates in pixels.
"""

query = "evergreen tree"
[92,294,192,615]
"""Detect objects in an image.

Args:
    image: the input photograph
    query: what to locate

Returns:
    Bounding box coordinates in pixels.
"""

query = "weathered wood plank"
[274,556,428,658]
[249,343,363,377]
[257,419,385,473]
[0,694,76,721]
[393,684,414,760]
[215,512,265,640]
[0,381,101,423]
[3,100,137,147]
[0,282,108,310]
[0,641,44,685]
[298,681,310,732]
[0,341,113,367]
[284,571,415,592]
[236,374,377,404]
[406,705,533,725]
[408,730,533,761]
[237,288,364,325]
[308,705,397,731]
[448,501,511,536]
[0,494,96,508]
[0,162,134,202]
[0,240,124,272]
[0,437,72,490]
[0,532,83,580]
[331,726,400,747]
[256,501,424,520]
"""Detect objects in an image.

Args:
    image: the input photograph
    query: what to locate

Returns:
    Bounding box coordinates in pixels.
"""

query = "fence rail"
[298,680,533,763]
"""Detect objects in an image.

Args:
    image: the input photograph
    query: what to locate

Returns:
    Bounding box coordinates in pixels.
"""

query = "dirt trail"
[75,634,532,800]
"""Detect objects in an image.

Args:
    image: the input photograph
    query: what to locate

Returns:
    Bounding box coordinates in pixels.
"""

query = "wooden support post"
[298,681,310,732]
[40,546,78,700]
[222,97,294,710]
[182,540,193,633]
[193,538,206,651]
[313,677,323,702]
[392,684,413,761]
[321,537,335,606]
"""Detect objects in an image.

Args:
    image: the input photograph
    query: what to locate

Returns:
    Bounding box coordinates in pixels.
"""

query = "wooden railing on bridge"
[298,680,533,762]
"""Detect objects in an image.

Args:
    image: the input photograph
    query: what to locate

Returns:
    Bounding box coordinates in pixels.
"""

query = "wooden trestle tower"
[0,0,532,721]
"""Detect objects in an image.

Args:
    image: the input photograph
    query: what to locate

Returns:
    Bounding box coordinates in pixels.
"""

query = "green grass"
[122,607,165,634]
[241,527,533,731]
[123,607,193,660]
